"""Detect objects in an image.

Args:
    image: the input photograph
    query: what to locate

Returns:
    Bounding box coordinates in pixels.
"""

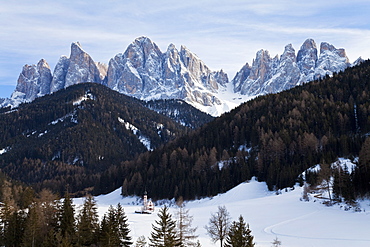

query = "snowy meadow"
[74,174,370,247]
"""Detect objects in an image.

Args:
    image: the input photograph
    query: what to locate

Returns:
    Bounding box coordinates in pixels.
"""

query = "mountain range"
[1,37,363,116]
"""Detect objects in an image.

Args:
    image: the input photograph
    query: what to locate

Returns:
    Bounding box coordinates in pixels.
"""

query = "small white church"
[135,191,154,214]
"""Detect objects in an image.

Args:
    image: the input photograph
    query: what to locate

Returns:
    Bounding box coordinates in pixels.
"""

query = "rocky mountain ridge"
[1,37,362,116]
[232,39,362,96]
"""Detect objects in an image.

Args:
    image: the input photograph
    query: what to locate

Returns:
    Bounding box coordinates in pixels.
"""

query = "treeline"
[0,179,133,247]
[114,60,370,200]
[0,178,255,247]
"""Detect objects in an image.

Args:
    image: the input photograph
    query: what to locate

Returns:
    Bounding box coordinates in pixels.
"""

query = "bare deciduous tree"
[204,205,231,247]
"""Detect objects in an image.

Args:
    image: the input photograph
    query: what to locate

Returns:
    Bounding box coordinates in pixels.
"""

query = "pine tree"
[149,205,181,247]
[76,195,99,246]
[175,198,198,246]
[204,205,231,247]
[225,215,254,247]
[116,203,132,246]
[60,191,75,244]
[22,204,44,247]
[100,204,132,247]
[99,215,110,246]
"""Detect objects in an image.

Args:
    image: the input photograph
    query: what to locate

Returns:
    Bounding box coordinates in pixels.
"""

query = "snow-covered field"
[74,177,370,247]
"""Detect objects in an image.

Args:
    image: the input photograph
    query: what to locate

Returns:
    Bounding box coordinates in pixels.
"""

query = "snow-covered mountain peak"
[281,44,296,62]
[1,37,362,117]
[233,39,355,98]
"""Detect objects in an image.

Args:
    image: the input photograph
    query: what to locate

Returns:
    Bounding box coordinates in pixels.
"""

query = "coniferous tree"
[76,195,99,246]
[37,189,60,247]
[100,204,132,247]
[135,235,147,247]
[99,215,110,246]
[225,215,254,247]
[116,203,132,246]
[319,163,333,205]
[22,205,41,247]
[149,205,181,247]
[60,191,75,244]
[354,137,370,195]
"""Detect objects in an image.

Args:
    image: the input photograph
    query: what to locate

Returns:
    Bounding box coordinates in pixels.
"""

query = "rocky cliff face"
[6,42,105,106]
[64,42,103,88]
[2,37,360,116]
[50,55,70,93]
[233,39,352,96]
[12,59,52,102]
[4,37,228,114]
[107,37,228,107]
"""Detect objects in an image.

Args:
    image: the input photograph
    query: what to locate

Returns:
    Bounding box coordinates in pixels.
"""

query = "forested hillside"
[114,60,370,200]
[144,99,214,129]
[0,83,198,196]
[1,60,370,199]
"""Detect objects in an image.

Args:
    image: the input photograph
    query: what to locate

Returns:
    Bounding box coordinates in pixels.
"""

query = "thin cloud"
[0,0,369,95]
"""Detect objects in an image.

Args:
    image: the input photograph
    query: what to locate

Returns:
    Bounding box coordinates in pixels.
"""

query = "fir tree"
[149,205,181,247]
[60,191,75,244]
[76,195,99,246]
[116,203,133,246]
[225,215,254,247]
[100,204,132,247]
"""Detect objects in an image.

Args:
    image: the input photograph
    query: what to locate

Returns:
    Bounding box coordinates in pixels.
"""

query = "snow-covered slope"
[74,160,370,247]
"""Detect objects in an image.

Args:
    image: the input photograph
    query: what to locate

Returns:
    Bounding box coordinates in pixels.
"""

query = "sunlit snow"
[74,167,370,247]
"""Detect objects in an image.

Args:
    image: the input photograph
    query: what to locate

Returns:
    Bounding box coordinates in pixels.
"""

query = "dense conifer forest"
[116,60,370,200]
[1,61,370,201]
[0,83,212,196]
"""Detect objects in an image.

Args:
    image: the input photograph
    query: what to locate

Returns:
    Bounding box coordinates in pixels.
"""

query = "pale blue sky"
[1,0,369,98]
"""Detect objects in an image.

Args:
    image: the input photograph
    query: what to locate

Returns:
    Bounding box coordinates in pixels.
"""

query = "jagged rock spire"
[232,39,352,97]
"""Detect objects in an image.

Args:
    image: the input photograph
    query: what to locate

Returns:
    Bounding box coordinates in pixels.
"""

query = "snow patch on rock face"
[107,37,228,116]
[1,37,360,117]
[9,59,52,105]
[233,39,352,98]
[2,42,103,109]
[65,42,103,88]
[314,42,350,79]
[51,56,70,93]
